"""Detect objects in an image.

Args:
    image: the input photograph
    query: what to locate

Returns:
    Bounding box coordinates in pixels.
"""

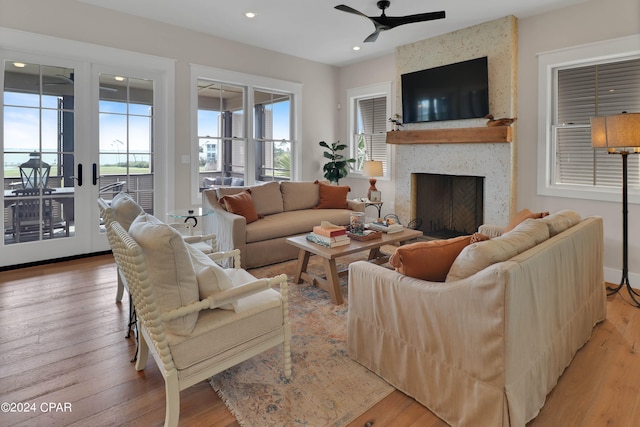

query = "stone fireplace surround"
[391,15,517,229]
[394,140,511,228]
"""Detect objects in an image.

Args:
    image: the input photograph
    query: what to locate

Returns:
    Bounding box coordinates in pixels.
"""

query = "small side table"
[364,200,383,218]
[167,207,214,235]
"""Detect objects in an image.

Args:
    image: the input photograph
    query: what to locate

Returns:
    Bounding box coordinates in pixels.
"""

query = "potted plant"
[319,140,355,184]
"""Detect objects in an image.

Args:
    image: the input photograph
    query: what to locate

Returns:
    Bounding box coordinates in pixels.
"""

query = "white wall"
[0,0,339,210]
[518,0,640,283]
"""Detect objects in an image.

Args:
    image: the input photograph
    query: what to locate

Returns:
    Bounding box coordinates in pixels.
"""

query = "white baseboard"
[604,267,640,291]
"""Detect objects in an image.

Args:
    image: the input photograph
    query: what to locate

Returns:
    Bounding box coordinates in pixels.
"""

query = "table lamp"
[590,112,640,307]
[362,160,383,200]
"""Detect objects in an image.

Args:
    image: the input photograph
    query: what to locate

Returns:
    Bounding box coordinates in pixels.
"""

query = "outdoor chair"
[98,180,126,201]
[109,218,291,427]
[10,188,69,242]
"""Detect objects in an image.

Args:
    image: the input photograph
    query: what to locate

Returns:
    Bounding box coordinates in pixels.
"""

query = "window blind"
[555,57,640,188]
[356,96,387,174]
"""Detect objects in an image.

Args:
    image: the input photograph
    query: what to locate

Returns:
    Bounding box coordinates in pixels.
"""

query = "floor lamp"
[591,112,640,307]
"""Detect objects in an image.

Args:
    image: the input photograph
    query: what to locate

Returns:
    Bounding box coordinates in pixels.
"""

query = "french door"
[0,36,171,268]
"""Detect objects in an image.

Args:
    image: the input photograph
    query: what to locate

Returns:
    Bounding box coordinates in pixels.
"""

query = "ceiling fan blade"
[334,4,369,18]
[372,11,446,29]
[338,2,446,43]
[42,74,74,86]
[364,31,380,43]
[55,75,75,84]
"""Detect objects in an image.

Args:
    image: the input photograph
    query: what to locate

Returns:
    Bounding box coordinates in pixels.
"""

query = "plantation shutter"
[555,57,640,188]
[358,96,387,174]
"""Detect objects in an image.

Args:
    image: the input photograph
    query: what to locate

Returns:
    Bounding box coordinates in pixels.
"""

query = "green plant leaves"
[319,140,355,184]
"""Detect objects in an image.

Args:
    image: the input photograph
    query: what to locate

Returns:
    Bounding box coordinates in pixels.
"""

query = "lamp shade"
[362,160,383,177]
[591,113,640,152]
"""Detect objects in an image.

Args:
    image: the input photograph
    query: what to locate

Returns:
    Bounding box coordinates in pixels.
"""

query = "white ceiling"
[77,0,588,67]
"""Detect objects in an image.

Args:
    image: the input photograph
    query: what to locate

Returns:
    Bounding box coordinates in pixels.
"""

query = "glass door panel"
[3,61,75,245]
[98,74,154,216]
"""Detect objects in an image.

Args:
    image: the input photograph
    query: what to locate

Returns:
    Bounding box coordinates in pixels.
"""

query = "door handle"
[77,163,83,186]
[93,163,98,186]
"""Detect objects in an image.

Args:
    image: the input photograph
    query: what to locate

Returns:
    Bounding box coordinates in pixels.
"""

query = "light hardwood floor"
[1,254,639,426]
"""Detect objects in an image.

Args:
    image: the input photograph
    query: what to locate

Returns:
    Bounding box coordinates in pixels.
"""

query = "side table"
[167,207,214,235]
[365,200,383,218]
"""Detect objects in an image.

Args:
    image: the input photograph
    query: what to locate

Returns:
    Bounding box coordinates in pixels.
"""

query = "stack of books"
[367,221,404,233]
[307,223,351,248]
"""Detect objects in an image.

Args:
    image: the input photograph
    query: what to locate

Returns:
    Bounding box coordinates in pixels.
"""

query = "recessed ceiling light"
[245,12,256,18]
[13,62,26,68]
[114,76,125,82]
[352,46,361,51]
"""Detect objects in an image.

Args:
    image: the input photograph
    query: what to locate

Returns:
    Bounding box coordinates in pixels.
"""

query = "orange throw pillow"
[314,180,350,209]
[389,235,472,282]
[504,209,549,232]
[470,232,490,243]
[219,189,259,224]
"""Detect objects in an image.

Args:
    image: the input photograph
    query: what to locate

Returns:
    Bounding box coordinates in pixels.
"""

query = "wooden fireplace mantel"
[386,126,512,145]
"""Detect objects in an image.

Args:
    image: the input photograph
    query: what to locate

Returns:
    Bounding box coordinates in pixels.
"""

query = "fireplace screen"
[413,173,484,239]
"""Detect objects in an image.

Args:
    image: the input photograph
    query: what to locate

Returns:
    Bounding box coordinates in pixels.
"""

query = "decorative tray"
[347,230,383,241]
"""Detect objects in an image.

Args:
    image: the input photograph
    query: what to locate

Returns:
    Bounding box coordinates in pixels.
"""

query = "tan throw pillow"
[280,181,320,211]
[129,213,200,336]
[538,209,582,236]
[389,235,472,282]
[187,245,236,311]
[504,208,549,232]
[250,181,284,216]
[219,189,259,224]
[315,180,350,209]
[446,218,550,281]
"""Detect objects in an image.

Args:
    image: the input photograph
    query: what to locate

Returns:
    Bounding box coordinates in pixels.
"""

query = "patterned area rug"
[209,253,395,427]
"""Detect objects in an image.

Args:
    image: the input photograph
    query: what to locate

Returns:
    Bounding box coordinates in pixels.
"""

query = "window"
[254,90,292,181]
[347,83,392,178]
[196,81,246,186]
[191,66,301,204]
[538,35,640,202]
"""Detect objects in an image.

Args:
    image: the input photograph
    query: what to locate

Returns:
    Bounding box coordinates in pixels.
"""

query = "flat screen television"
[401,57,489,124]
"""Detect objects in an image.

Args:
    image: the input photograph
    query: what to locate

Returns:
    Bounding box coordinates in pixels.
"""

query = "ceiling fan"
[335,1,445,43]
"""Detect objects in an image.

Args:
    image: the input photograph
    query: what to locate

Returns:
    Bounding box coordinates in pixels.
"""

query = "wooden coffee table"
[286,228,423,305]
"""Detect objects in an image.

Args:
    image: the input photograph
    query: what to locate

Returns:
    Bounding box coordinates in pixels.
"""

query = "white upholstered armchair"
[98,195,217,305]
[108,218,291,427]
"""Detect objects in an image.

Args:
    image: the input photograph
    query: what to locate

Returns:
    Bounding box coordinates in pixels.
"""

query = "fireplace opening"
[413,173,484,239]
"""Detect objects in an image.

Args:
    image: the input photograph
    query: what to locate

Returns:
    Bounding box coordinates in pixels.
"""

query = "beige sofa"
[203,181,364,268]
[347,210,607,426]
